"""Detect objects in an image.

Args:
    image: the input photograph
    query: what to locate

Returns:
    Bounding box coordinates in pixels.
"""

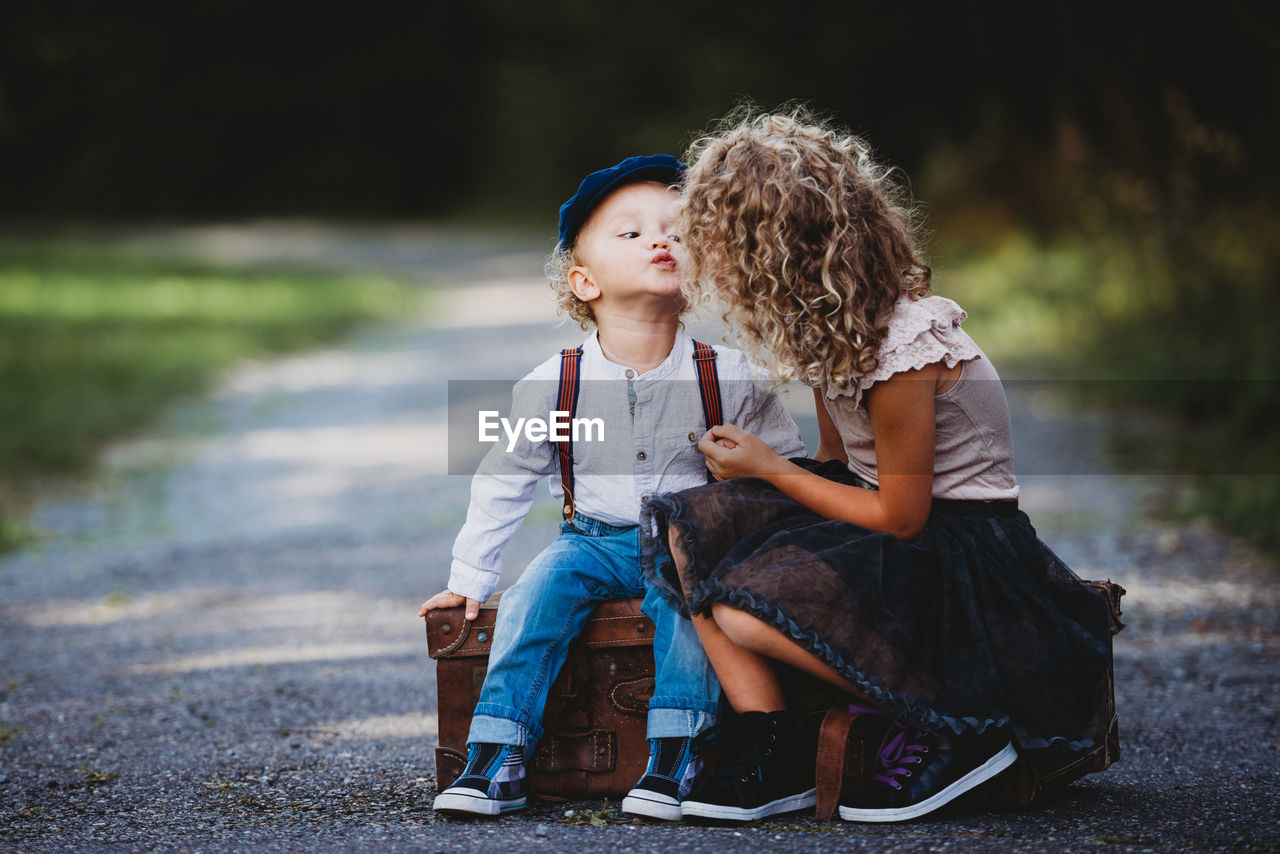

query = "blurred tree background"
[4,2,1272,221]
[1,0,1277,549]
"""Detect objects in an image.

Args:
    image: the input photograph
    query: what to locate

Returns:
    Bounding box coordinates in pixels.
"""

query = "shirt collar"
[582,329,690,381]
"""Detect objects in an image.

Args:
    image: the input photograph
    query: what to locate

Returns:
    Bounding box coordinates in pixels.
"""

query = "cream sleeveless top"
[817,295,1020,501]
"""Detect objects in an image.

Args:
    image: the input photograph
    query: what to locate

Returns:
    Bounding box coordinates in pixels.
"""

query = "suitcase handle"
[426,596,503,659]
[426,614,476,658]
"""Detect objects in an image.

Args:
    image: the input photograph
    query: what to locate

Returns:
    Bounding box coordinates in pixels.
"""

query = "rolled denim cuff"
[645,705,717,740]
[467,710,529,747]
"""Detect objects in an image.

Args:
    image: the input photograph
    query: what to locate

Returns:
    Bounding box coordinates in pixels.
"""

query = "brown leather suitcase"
[425,595,658,800]
[428,580,1124,810]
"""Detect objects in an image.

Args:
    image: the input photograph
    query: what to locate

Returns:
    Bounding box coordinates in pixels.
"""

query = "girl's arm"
[812,387,849,464]
[701,365,940,540]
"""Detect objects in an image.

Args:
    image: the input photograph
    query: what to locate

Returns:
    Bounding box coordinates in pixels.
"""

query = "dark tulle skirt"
[640,459,1112,753]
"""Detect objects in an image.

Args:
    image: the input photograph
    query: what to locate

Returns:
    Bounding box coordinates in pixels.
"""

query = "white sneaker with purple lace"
[839,723,1016,822]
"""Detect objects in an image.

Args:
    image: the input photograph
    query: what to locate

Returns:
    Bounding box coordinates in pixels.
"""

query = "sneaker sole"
[681,788,816,822]
[432,788,526,817]
[838,740,1018,823]
[621,792,683,822]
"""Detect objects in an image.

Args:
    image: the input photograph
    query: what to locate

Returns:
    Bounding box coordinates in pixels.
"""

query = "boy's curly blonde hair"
[679,109,931,389]
[545,246,595,329]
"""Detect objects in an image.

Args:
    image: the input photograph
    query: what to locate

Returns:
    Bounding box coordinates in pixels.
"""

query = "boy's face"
[569,181,685,308]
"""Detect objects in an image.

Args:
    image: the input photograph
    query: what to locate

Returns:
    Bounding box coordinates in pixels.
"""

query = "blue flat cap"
[557,154,686,250]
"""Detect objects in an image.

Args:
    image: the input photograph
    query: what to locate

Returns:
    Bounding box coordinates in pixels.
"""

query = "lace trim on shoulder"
[823,296,981,403]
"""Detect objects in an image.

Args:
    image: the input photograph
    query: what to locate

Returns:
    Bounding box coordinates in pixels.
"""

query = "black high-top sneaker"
[680,710,818,822]
[432,742,527,816]
[838,723,1017,822]
[621,735,701,821]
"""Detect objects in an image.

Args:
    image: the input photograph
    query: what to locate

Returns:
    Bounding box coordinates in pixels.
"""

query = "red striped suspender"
[554,339,725,521]
[692,341,723,431]
[691,341,723,483]
[555,347,583,519]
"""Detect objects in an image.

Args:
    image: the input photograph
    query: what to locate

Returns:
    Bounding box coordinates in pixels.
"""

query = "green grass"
[0,237,422,550]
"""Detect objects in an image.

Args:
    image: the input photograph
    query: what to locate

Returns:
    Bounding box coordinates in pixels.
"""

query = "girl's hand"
[419,590,481,621]
[697,424,787,482]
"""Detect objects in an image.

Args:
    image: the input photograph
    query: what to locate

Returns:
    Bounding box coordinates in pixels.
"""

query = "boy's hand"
[419,590,481,621]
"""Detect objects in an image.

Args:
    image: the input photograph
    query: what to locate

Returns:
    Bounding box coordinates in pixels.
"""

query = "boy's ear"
[568,265,601,303]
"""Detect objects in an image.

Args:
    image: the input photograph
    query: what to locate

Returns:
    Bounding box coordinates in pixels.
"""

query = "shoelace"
[873,724,929,790]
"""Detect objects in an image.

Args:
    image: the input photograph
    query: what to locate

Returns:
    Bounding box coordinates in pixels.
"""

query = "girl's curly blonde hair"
[679,110,931,389]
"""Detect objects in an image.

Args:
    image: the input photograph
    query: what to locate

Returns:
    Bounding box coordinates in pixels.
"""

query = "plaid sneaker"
[838,724,1016,822]
[432,742,527,816]
[621,736,702,821]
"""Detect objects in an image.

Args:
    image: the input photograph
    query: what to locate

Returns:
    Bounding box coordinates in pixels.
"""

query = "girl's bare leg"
[710,604,875,703]
[669,527,785,712]
[668,524,881,710]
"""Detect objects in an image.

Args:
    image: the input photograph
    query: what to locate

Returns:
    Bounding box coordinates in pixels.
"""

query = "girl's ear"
[568,265,601,303]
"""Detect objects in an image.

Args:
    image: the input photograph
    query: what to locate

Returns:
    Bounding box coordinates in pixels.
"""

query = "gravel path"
[1,224,1276,852]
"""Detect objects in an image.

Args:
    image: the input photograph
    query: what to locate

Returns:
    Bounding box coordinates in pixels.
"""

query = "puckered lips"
[651,249,677,271]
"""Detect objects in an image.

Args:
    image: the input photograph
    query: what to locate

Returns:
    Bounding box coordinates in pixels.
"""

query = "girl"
[641,113,1113,823]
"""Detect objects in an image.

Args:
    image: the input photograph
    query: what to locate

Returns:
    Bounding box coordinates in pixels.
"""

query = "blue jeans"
[468,515,720,749]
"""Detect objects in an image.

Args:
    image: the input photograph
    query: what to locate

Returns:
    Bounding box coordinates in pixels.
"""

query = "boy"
[421,155,805,820]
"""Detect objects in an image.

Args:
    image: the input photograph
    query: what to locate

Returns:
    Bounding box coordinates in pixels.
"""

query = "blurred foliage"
[0,1,1276,552]
[927,82,1279,554]
[0,241,420,550]
[1,2,1274,220]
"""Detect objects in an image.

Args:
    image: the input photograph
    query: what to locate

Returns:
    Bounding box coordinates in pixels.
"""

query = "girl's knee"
[711,603,767,648]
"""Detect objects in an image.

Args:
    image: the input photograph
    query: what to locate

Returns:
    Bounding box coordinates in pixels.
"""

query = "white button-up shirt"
[448,331,806,601]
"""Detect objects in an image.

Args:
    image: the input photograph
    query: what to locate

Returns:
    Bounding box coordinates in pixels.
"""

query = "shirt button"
[629,405,635,415]
[625,369,635,378]
[688,431,698,442]
[641,493,650,502]
[636,450,647,461]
